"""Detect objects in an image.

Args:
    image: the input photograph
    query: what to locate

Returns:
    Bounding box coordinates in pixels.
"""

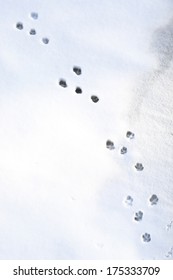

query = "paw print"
[42,37,49,44]
[59,79,68,88]
[106,140,115,150]
[134,211,143,222]
[91,95,99,103]
[73,66,82,76]
[126,131,135,139]
[135,163,144,171]
[120,146,127,154]
[149,194,159,206]
[16,22,24,30]
[29,29,36,35]
[30,12,38,20]
[142,233,151,243]
[124,195,133,206]
[75,87,82,94]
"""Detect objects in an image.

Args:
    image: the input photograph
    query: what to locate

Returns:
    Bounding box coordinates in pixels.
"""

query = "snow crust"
[0,0,173,259]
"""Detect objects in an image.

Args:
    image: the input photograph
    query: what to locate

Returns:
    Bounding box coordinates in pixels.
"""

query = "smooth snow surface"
[0,0,173,259]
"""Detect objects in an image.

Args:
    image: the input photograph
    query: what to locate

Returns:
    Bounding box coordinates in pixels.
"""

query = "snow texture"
[0,0,173,259]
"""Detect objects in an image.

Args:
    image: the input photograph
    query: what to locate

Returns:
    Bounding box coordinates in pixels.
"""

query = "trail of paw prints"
[106,131,134,154]
[58,66,100,103]
[106,131,144,173]
[15,12,49,45]
[123,193,160,244]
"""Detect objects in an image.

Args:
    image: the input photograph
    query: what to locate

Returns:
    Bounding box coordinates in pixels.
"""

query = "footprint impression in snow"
[142,233,151,243]
[120,146,127,154]
[42,37,49,44]
[91,95,99,103]
[126,131,135,139]
[59,79,68,88]
[73,66,82,75]
[29,28,36,35]
[30,12,38,20]
[135,163,144,171]
[106,140,115,150]
[16,22,23,30]
[124,195,133,207]
[134,211,143,222]
[149,194,159,206]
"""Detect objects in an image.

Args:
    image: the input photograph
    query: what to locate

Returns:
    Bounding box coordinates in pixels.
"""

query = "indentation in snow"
[29,29,36,35]
[134,211,143,222]
[135,163,144,171]
[42,37,49,44]
[120,146,127,154]
[75,87,82,94]
[126,131,135,139]
[106,140,115,150]
[142,233,151,243]
[91,95,99,103]
[16,22,23,30]
[124,195,133,206]
[59,79,67,88]
[30,12,38,20]
[149,194,159,205]
[73,66,82,76]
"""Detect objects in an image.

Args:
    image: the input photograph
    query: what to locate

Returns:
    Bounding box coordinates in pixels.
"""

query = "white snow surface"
[0,0,173,259]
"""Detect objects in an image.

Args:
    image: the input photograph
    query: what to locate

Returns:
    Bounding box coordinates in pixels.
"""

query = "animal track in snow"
[124,195,133,206]
[142,233,151,243]
[16,22,23,30]
[29,29,36,35]
[134,211,143,222]
[30,12,38,20]
[59,79,68,88]
[73,66,82,75]
[75,87,82,94]
[15,12,50,44]
[120,146,127,154]
[106,140,115,150]
[126,131,135,139]
[91,95,99,103]
[135,163,144,171]
[42,37,49,44]
[149,194,159,206]
[58,66,101,105]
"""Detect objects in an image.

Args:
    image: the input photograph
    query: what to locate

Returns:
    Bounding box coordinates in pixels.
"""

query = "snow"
[0,0,173,259]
